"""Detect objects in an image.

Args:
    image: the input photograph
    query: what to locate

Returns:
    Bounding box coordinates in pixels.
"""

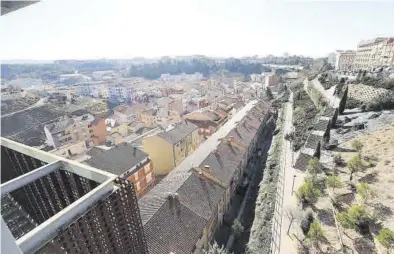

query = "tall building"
[1,137,148,253]
[327,52,337,67]
[353,37,389,70]
[44,114,106,148]
[334,50,356,71]
[369,38,394,69]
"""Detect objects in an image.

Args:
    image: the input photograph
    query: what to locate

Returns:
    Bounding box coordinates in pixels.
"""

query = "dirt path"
[1,97,46,118]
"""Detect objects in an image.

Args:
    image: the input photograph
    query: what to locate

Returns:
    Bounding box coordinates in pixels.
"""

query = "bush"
[356,183,376,203]
[307,221,326,247]
[351,140,364,156]
[326,175,343,193]
[307,158,322,183]
[347,155,364,182]
[337,205,371,234]
[296,180,321,207]
[204,242,232,254]
[301,211,314,235]
[232,219,244,238]
[376,228,394,251]
[333,153,343,166]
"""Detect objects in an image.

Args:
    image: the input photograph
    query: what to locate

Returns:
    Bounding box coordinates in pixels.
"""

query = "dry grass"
[332,126,394,253]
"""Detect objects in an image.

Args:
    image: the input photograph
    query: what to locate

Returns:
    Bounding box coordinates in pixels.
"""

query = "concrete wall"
[50,140,88,158]
[142,136,174,175]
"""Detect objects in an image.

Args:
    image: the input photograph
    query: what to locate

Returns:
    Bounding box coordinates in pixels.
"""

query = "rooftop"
[84,143,149,176]
[157,121,199,145]
[138,100,272,253]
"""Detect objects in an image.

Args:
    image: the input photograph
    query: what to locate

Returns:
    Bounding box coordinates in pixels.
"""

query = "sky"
[1,0,394,60]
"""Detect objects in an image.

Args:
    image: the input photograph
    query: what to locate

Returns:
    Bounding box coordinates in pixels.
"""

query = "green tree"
[333,153,343,166]
[307,221,326,248]
[337,205,371,233]
[204,242,232,254]
[231,219,244,238]
[296,181,321,207]
[326,175,343,194]
[265,87,274,101]
[357,182,376,204]
[347,155,364,183]
[351,140,364,157]
[307,158,322,183]
[376,228,394,252]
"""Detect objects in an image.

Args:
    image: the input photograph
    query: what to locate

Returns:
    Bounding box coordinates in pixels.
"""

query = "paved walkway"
[276,92,303,254]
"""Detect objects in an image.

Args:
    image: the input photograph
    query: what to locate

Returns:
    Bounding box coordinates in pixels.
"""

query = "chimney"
[212,149,219,156]
[203,165,211,174]
[228,136,234,145]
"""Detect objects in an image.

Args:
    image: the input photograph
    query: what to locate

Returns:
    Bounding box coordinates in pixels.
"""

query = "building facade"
[108,86,134,103]
[335,50,356,71]
[353,37,389,70]
[84,143,155,198]
[44,114,106,148]
[138,100,275,254]
[142,121,201,175]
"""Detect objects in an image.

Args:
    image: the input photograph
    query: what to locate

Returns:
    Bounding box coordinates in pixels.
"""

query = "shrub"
[356,183,377,204]
[307,158,322,183]
[232,219,244,238]
[347,155,364,182]
[326,175,343,194]
[333,153,343,166]
[301,211,314,235]
[337,205,371,234]
[307,221,326,248]
[376,228,394,252]
[204,242,232,254]
[296,180,321,207]
[351,140,364,156]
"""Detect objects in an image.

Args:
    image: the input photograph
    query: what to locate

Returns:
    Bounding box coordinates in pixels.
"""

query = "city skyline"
[2,0,394,60]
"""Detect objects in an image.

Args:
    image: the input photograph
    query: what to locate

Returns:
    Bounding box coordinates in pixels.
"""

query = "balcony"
[1,137,147,253]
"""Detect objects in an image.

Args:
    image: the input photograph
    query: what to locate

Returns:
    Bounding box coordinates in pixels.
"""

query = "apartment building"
[142,121,201,175]
[140,109,159,127]
[84,143,155,198]
[184,109,228,137]
[108,86,134,103]
[44,114,106,148]
[354,37,388,70]
[138,100,274,254]
[335,50,356,71]
[264,74,280,88]
[369,38,394,69]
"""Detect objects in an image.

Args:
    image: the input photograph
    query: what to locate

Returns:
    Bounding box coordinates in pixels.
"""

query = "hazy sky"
[1,0,394,60]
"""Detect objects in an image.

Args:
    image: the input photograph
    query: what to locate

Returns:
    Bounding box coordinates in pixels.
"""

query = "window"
[144,163,150,174]
[146,172,153,183]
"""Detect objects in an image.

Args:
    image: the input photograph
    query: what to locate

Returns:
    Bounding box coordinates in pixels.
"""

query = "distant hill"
[2,60,54,64]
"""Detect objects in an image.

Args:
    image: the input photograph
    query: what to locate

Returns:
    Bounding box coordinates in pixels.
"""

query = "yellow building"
[140,109,158,127]
[142,121,200,175]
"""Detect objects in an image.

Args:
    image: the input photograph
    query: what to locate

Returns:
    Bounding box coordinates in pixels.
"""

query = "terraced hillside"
[1,105,64,146]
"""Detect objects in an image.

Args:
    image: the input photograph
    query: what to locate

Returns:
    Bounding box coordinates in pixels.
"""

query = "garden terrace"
[292,87,319,151]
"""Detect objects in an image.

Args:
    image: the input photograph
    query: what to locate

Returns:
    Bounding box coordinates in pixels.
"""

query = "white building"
[353,37,389,71]
[328,52,337,67]
[108,86,134,103]
[335,50,356,71]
